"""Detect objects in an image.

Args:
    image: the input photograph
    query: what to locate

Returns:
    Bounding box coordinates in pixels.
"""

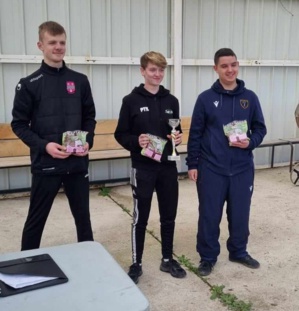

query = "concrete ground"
[0,166,298,311]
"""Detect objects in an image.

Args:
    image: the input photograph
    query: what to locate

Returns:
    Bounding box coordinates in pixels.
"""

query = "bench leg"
[290,163,299,185]
[270,146,275,168]
[289,142,294,173]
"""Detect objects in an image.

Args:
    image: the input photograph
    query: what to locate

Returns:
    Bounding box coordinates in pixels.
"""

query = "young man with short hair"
[115,51,186,283]
[187,48,267,276]
[11,21,96,250]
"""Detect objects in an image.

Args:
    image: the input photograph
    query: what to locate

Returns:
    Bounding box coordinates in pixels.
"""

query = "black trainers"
[229,254,260,269]
[198,261,214,276]
[160,259,186,278]
[128,263,143,284]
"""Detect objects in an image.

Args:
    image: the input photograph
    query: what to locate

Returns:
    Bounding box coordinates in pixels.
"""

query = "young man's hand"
[139,134,149,148]
[167,131,182,145]
[230,139,250,149]
[46,142,70,159]
[188,169,198,182]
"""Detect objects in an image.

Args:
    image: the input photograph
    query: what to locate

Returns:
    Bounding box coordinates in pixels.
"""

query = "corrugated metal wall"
[182,0,299,169]
[1,0,299,191]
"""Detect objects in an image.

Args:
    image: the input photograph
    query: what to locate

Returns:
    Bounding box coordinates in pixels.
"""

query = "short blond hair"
[140,51,167,69]
[38,21,66,41]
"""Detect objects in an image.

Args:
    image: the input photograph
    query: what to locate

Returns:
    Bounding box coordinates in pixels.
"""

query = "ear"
[213,65,217,73]
[140,67,145,76]
[37,41,43,51]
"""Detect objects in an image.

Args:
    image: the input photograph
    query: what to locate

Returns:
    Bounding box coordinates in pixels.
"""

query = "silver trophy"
[168,119,180,161]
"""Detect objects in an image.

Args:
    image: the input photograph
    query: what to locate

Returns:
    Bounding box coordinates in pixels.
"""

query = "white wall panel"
[0,0,25,54]
[90,0,110,56]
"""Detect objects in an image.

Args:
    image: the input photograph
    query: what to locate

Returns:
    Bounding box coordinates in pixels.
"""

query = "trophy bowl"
[168,119,181,161]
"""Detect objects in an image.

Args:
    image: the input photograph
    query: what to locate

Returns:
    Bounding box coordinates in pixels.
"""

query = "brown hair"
[214,48,237,65]
[140,51,167,69]
[38,21,66,41]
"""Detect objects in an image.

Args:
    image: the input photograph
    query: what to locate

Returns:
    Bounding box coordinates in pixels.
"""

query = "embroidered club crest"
[66,81,76,94]
[240,99,249,109]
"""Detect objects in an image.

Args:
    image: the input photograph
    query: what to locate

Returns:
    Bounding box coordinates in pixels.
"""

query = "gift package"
[62,130,88,153]
[141,134,167,162]
[223,120,248,144]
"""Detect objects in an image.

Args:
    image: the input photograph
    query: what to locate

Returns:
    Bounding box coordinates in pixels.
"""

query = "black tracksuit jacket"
[114,84,182,169]
[11,61,96,175]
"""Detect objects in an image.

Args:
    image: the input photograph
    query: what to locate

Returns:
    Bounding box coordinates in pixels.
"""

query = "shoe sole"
[160,265,186,278]
[229,258,260,269]
[198,270,212,277]
[198,266,213,277]
[129,271,143,284]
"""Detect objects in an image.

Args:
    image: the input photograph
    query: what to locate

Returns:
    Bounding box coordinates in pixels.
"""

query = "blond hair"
[140,51,167,69]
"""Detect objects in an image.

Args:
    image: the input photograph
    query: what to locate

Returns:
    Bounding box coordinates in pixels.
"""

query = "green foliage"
[98,187,111,197]
[176,256,252,310]
[122,206,130,213]
[210,285,252,311]
[177,254,198,274]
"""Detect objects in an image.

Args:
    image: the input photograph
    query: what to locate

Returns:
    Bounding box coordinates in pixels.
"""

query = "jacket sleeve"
[247,94,267,150]
[186,95,205,170]
[114,98,140,152]
[11,80,49,154]
[81,77,96,150]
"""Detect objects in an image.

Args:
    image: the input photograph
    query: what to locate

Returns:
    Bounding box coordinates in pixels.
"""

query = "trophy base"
[168,155,181,161]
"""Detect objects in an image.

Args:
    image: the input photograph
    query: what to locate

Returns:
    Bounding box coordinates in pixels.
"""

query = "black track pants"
[21,172,94,250]
[130,165,178,263]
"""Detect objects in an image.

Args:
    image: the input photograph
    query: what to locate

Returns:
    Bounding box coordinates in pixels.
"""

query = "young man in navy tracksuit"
[187,48,267,276]
[114,51,186,283]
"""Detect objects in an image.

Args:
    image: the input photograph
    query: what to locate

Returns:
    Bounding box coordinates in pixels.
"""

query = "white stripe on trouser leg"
[131,167,139,263]
[132,197,139,263]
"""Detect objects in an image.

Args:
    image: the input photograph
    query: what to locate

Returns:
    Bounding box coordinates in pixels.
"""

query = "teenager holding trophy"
[114,51,186,284]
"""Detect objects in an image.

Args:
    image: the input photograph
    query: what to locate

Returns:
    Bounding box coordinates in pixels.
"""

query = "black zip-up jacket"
[114,84,181,169]
[11,61,96,175]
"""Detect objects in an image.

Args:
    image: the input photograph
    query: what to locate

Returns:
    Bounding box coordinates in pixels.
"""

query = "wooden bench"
[1,117,299,176]
[0,117,191,170]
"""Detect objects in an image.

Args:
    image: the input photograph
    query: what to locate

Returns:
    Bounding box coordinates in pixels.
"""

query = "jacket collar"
[40,60,67,75]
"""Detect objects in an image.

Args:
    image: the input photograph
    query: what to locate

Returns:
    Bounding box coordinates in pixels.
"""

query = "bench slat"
[0,140,30,157]
[0,156,31,168]
[0,124,18,139]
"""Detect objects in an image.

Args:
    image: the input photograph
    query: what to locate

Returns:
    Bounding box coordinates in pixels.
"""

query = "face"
[140,62,165,88]
[37,31,66,67]
[214,56,239,88]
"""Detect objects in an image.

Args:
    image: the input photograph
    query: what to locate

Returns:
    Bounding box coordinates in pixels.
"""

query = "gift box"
[62,130,88,153]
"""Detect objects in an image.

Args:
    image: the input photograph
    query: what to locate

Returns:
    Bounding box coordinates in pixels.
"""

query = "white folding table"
[0,241,150,311]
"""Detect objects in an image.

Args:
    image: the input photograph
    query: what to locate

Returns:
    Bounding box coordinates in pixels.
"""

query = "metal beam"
[2,55,299,67]
[171,0,183,106]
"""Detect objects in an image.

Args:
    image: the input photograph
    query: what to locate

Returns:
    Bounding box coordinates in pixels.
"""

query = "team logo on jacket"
[165,109,173,114]
[140,107,149,112]
[240,99,249,109]
[66,81,76,94]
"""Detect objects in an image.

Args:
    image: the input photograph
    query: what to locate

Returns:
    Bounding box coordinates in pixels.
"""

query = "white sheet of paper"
[0,272,58,289]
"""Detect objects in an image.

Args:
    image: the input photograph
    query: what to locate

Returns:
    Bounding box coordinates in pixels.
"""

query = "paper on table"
[0,272,58,289]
